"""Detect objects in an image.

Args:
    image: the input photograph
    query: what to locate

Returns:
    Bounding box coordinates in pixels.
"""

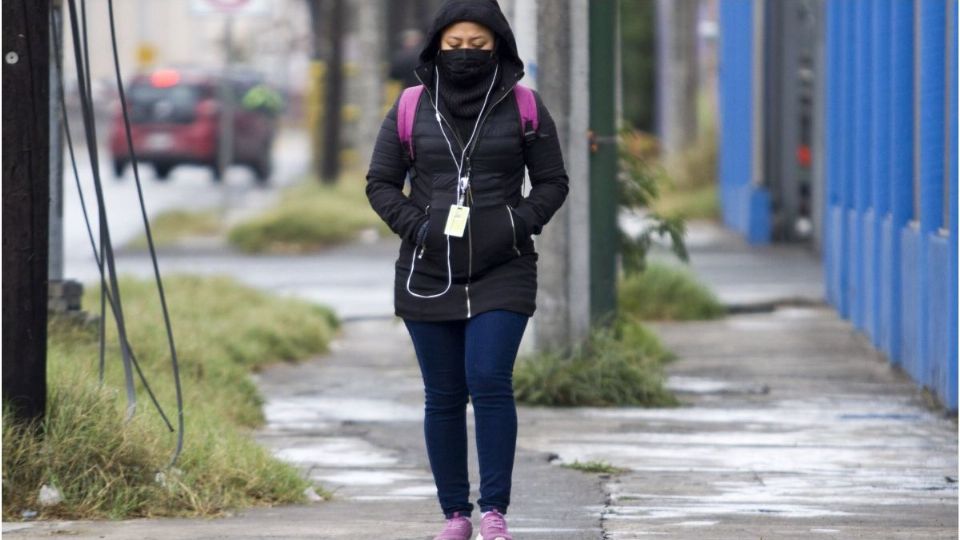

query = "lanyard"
[432,64,499,207]
[405,64,500,300]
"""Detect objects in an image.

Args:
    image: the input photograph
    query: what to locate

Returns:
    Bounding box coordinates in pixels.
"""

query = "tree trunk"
[321,0,344,183]
[355,0,385,169]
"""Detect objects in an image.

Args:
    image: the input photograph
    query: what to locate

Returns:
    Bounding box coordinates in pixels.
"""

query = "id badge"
[444,205,470,237]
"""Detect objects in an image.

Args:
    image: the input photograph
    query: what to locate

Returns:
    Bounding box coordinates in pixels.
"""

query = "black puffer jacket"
[365,0,568,321]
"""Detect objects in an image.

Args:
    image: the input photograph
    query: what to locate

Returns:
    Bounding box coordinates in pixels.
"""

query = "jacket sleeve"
[514,91,570,235]
[365,98,429,244]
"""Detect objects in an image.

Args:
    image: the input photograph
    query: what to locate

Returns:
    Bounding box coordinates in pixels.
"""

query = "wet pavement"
[3,318,603,539]
[521,306,958,539]
[8,194,957,538]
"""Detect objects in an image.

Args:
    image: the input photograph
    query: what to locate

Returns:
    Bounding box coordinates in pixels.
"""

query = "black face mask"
[437,48,498,86]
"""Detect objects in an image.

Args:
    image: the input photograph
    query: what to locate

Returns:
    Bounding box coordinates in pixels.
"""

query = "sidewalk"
[520,221,957,538]
[5,221,956,539]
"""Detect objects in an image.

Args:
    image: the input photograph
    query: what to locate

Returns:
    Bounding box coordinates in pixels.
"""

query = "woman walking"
[365,1,568,538]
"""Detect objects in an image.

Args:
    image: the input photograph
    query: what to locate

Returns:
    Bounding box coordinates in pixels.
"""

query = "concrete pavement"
[3,319,604,540]
[7,214,957,538]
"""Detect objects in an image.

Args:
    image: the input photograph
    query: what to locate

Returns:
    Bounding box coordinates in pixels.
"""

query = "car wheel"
[253,154,272,184]
[112,159,126,179]
[210,162,224,183]
[154,164,174,181]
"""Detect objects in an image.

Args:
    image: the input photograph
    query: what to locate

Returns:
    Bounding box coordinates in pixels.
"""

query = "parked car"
[108,67,279,182]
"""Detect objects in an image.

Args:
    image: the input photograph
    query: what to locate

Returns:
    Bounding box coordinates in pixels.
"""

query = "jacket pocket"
[469,206,518,274]
[505,205,521,257]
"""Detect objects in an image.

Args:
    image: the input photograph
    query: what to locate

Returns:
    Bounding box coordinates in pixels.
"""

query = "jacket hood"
[418,0,523,68]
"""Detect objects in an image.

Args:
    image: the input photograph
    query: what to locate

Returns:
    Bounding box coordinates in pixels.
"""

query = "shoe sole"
[476,535,508,540]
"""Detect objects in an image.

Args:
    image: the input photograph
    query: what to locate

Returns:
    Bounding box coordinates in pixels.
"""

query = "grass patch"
[125,210,224,251]
[619,262,725,321]
[652,183,719,220]
[562,460,628,475]
[228,176,388,253]
[3,275,338,520]
[514,318,678,407]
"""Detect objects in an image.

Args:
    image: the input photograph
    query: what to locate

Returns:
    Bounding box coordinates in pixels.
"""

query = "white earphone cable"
[405,63,499,299]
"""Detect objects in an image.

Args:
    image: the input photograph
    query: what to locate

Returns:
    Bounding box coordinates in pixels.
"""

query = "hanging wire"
[64,0,140,419]
[105,0,186,466]
[61,0,187,445]
[51,3,176,436]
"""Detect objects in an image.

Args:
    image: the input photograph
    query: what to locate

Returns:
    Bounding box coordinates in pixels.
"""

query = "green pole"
[589,0,619,323]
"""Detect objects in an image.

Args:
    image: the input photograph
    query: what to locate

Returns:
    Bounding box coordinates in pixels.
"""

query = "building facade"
[718,0,958,410]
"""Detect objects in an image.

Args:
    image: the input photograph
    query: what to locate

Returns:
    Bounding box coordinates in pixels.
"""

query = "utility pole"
[655,0,699,158]
[321,0,344,183]
[3,0,51,423]
[535,0,591,351]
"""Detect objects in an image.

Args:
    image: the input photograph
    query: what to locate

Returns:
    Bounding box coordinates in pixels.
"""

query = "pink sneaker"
[477,510,512,540]
[434,512,472,540]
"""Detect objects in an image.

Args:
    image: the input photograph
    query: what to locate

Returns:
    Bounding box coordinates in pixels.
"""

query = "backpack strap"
[397,85,425,160]
[513,84,539,145]
[401,84,537,158]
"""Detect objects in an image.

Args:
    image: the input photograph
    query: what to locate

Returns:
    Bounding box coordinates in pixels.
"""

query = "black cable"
[106,0,185,465]
[52,6,175,433]
[66,0,138,419]
[49,6,104,382]
[79,0,108,392]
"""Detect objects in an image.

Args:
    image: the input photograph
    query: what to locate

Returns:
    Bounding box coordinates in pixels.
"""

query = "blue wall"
[719,0,959,410]
[718,0,770,245]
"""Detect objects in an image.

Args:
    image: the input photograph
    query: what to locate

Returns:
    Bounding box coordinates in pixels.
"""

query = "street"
[62,129,305,279]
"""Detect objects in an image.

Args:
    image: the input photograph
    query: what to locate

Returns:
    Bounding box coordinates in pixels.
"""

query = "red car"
[109,68,277,183]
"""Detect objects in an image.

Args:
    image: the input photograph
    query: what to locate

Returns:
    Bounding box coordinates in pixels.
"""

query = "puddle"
[315,470,422,486]
[352,495,432,501]
[509,528,594,534]
[577,403,941,427]
[274,437,399,467]
[265,397,422,426]
[605,503,849,520]
[390,484,438,497]
[666,376,768,395]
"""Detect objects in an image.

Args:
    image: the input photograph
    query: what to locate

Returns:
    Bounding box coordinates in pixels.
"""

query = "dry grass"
[228,175,389,253]
[3,276,337,520]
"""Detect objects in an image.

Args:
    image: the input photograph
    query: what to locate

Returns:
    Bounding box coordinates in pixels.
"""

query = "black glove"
[512,211,530,243]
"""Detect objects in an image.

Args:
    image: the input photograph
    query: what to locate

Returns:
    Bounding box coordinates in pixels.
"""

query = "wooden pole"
[3,0,51,423]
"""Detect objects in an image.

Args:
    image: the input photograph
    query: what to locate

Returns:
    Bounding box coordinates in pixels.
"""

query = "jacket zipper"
[463,83,520,318]
[415,72,521,318]
[506,205,521,257]
[418,204,430,259]
[465,190,473,318]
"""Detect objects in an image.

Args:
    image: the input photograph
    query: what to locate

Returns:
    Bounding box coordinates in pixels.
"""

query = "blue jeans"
[404,310,529,519]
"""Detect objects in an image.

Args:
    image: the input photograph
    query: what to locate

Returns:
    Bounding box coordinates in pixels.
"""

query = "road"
[61,129,306,281]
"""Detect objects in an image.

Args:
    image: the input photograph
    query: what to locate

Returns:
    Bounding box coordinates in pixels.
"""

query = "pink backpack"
[397,84,540,160]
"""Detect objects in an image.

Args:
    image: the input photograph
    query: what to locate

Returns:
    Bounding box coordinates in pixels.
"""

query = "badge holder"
[444,175,471,238]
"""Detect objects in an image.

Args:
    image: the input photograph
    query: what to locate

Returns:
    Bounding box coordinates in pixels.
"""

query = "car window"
[128,83,203,124]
